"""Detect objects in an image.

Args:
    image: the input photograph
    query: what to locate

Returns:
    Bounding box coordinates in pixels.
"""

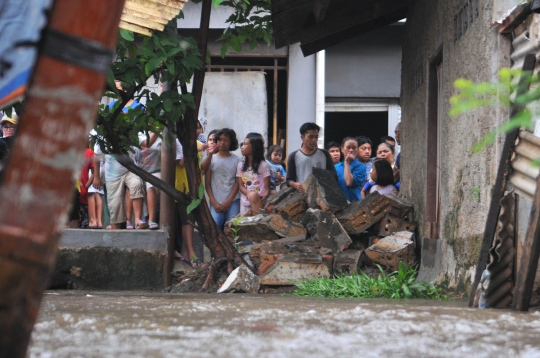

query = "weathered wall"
[326,24,404,98]
[401,0,511,290]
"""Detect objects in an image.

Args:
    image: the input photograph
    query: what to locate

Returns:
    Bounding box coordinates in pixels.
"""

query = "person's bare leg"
[147,187,157,223]
[88,193,97,227]
[96,194,103,227]
[132,197,145,226]
[125,188,133,226]
[182,224,196,261]
[247,191,262,213]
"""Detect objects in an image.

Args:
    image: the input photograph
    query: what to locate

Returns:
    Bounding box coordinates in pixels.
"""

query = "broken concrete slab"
[259,255,331,285]
[377,214,417,237]
[333,249,362,275]
[217,264,260,293]
[336,193,414,235]
[364,232,416,271]
[249,240,332,270]
[301,208,352,252]
[266,190,307,222]
[303,168,347,212]
[49,229,168,290]
[226,214,306,243]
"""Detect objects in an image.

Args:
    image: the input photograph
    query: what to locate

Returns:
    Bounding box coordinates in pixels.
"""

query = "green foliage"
[450,68,539,153]
[215,0,273,57]
[187,184,205,214]
[230,216,245,251]
[293,263,450,300]
[471,186,480,201]
[93,17,203,156]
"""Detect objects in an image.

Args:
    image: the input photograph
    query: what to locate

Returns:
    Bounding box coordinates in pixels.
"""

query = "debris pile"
[221,169,417,293]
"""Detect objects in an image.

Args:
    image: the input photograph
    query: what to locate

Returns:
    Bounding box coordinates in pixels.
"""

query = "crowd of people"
[0,97,401,267]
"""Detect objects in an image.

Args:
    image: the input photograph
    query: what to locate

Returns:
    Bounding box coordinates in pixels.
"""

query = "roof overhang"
[272,0,409,56]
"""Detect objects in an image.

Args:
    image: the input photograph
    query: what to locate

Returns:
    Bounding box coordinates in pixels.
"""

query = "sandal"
[149,221,159,230]
[174,256,193,267]
[136,220,149,230]
[126,221,134,230]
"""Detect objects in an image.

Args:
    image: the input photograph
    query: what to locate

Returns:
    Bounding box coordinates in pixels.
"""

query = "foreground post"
[0,1,125,356]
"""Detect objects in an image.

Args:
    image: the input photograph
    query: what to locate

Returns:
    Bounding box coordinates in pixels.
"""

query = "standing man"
[286,122,336,192]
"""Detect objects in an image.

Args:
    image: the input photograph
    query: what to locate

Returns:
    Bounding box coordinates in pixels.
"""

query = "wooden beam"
[498,3,532,34]
[468,53,537,307]
[300,0,408,48]
[272,0,314,48]
[300,7,407,56]
[313,0,332,23]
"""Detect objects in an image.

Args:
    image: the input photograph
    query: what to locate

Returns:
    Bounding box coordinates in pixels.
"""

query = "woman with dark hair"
[361,159,398,198]
[204,128,241,231]
[237,133,271,215]
[335,137,366,202]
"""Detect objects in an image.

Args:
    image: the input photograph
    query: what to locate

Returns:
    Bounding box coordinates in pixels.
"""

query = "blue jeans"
[210,199,240,231]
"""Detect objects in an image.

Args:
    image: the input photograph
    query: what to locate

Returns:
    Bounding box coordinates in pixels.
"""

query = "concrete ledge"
[60,228,168,253]
[50,229,169,291]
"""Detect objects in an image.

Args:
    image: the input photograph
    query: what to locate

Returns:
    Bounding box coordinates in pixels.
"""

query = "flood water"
[29,291,540,358]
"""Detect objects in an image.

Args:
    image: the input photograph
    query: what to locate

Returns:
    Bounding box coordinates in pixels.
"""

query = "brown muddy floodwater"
[29,291,540,358]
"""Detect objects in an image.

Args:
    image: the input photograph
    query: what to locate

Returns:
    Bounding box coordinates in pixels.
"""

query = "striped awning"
[120,0,188,36]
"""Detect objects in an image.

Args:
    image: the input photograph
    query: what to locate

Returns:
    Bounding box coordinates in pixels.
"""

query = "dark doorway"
[324,111,388,147]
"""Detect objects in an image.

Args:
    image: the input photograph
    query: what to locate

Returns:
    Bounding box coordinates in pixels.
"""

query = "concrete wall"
[400,0,512,290]
[325,25,404,98]
[287,43,316,152]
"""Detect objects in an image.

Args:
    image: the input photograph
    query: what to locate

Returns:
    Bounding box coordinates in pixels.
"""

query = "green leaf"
[213,0,224,8]
[220,41,229,58]
[187,199,201,214]
[230,35,242,52]
[120,29,134,41]
[198,183,205,199]
[163,99,173,112]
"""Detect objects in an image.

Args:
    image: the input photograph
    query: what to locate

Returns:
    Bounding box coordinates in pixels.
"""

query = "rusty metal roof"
[119,0,188,36]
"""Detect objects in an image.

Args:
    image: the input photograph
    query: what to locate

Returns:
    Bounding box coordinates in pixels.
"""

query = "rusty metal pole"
[0,1,125,356]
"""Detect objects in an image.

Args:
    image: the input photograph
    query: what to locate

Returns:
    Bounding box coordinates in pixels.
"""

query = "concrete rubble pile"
[220,168,418,293]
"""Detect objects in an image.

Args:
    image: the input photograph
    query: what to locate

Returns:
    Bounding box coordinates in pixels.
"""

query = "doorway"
[324,111,388,147]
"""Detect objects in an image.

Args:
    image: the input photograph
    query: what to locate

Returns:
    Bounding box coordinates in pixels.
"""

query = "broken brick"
[364,232,416,271]
[333,249,362,275]
[336,193,414,235]
[302,168,347,212]
[301,208,352,252]
[270,191,307,222]
[377,214,417,237]
[259,255,331,285]
[226,214,307,243]
[217,264,260,293]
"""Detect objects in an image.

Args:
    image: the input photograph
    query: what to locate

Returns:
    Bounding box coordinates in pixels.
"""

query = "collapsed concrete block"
[259,255,331,285]
[217,264,260,293]
[364,232,416,271]
[333,249,363,275]
[302,168,347,212]
[301,208,352,252]
[249,239,329,268]
[226,214,306,243]
[377,214,416,237]
[266,190,307,222]
[336,193,414,235]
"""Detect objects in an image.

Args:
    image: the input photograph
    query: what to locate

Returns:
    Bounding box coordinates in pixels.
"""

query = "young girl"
[361,159,398,199]
[237,133,271,215]
[204,128,241,230]
[86,159,104,229]
[335,137,366,202]
[265,145,286,195]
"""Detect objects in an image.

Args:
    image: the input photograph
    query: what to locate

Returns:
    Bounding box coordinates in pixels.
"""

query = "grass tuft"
[293,262,450,300]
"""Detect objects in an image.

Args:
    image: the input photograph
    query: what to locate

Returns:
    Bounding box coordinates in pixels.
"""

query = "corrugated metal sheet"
[119,0,188,36]
[509,31,540,200]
